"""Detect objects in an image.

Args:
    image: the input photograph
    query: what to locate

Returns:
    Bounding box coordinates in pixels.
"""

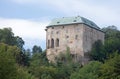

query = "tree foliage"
[32,45,42,54]
[0,43,35,79]
[0,28,24,50]
[90,40,106,62]
[99,52,120,79]
[70,61,102,79]
[0,44,17,79]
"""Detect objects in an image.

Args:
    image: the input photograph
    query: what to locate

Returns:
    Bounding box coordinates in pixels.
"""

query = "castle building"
[46,16,104,64]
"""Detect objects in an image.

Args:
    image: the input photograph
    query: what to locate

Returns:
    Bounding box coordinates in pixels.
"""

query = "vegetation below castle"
[0,25,120,79]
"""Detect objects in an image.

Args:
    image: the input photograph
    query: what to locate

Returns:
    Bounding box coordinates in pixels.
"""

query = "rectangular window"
[75,35,78,40]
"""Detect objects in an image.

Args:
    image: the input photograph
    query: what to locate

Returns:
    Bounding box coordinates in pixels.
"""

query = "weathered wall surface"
[82,24,104,64]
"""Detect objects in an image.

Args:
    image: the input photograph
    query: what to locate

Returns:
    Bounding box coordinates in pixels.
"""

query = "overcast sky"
[0,0,120,50]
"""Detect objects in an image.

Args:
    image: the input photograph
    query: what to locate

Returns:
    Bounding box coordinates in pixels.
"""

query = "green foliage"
[0,43,29,66]
[29,51,50,79]
[104,38,120,55]
[70,61,102,79]
[0,28,24,50]
[0,45,17,79]
[0,43,36,79]
[90,40,106,62]
[32,45,42,54]
[102,25,120,39]
[16,66,36,79]
[99,52,120,79]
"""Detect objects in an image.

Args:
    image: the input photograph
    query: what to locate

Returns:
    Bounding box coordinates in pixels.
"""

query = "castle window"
[51,31,53,34]
[48,40,50,49]
[66,36,69,38]
[75,35,78,40]
[52,27,54,29]
[57,22,60,24]
[56,31,59,34]
[66,29,68,33]
[51,38,54,48]
[56,38,59,47]
[73,20,77,22]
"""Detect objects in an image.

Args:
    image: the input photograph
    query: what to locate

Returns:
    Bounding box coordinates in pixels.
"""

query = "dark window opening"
[52,27,54,29]
[61,57,66,62]
[66,36,69,38]
[75,35,78,39]
[73,20,77,22]
[57,22,60,24]
[56,38,59,47]
[56,31,59,34]
[71,54,75,58]
[51,38,54,48]
[48,40,50,49]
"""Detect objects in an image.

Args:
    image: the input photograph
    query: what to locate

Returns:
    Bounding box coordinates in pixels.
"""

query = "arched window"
[51,38,54,48]
[56,38,59,47]
[48,40,50,49]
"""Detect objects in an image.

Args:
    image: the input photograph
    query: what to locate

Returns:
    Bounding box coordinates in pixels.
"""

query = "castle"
[46,16,104,64]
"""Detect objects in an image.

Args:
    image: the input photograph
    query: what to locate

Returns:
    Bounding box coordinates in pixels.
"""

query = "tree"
[70,61,102,79]
[0,28,24,50]
[90,40,106,62]
[102,26,120,55]
[99,52,120,79]
[16,66,36,79]
[0,43,17,79]
[0,43,28,66]
[32,45,42,54]
[0,43,35,79]
[102,25,120,39]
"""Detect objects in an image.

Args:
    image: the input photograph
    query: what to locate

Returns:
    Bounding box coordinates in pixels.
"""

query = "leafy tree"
[104,38,120,55]
[102,26,120,56]
[0,45,17,79]
[0,28,24,50]
[70,61,102,79]
[102,25,120,39]
[32,45,42,54]
[90,40,106,62]
[0,43,35,79]
[16,66,36,79]
[0,43,28,66]
[99,52,120,79]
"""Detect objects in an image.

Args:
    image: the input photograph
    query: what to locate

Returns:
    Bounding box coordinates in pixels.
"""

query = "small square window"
[52,27,54,29]
[56,31,59,34]
[66,36,69,38]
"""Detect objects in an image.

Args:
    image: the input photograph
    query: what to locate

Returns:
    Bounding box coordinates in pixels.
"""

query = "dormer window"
[57,22,60,24]
[73,20,77,22]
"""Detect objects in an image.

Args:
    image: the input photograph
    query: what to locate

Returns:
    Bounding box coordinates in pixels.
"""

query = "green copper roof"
[47,16,100,30]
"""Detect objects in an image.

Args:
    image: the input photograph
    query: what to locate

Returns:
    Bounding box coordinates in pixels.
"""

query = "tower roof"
[47,16,100,30]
